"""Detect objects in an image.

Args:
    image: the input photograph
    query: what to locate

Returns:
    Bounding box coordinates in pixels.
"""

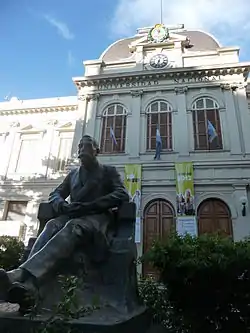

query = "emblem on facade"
[148,24,169,43]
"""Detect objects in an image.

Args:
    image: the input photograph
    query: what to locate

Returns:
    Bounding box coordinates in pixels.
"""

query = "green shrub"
[0,236,25,270]
[138,277,186,332]
[142,233,250,333]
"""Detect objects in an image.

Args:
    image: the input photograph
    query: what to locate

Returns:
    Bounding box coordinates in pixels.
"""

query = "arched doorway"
[197,198,233,236]
[143,199,175,277]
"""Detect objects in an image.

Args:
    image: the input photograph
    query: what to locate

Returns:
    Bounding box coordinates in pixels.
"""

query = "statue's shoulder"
[66,166,80,177]
[101,164,117,176]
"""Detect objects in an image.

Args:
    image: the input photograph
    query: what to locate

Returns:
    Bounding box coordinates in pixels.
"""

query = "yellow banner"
[175,162,195,216]
[124,164,142,218]
[124,165,141,243]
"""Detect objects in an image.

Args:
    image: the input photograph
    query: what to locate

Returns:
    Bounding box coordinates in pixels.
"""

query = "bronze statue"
[0,135,129,309]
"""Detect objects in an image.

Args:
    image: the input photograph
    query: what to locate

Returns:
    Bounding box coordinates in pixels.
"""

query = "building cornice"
[73,63,250,89]
[0,104,78,116]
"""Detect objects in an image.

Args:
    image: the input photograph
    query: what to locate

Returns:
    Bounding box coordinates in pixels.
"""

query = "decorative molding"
[74,64,250,89]
[0,105,77,116]
[130,90,143,97]
[174,86,188,94]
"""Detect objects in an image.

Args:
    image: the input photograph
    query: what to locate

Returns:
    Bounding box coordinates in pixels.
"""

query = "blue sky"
[0,0,249,101]
[0,0,117,100]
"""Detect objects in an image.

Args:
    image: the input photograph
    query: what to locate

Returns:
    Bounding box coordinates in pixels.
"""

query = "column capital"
[220,83,231,91]
[78,95,89,102]
[88,93,100,101]
[174,86,188,95]
[221,83,246,91]
[46,119,58,126]
[10,121,20,128]
[130,90,144,98]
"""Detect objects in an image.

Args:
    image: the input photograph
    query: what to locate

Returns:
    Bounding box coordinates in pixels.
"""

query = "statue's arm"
[48,172,71,214]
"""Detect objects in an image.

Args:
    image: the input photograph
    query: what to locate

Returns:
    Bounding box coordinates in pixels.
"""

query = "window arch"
[146,100,173,151]
[192,97,223,150]
[100,103,127,153]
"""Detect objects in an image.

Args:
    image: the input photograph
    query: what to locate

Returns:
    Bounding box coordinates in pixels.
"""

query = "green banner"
[175,162,195,216]
[124,164,142,243]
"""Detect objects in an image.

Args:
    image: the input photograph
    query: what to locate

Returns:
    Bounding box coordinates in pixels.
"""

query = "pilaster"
[232,184,250,241]
[5,122,20,178]
[233,84,250,154]
[174,86,189,156]
[126,90,143,157]
[84,93,100,138]
[221,84,241,154]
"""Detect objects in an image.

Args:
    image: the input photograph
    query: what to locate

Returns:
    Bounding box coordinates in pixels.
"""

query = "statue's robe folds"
[20,163,129,281]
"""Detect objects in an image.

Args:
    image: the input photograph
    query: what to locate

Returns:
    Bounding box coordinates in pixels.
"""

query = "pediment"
[19,124,45,133]
[20,124,33,131]
[57,122,73,129]
[55,122,74,131]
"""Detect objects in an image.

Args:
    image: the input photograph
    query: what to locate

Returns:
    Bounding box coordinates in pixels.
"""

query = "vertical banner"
[175,162,197,237]
[124,164,142,243]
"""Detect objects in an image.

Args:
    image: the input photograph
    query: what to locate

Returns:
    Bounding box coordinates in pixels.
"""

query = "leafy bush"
[143,233,250,333]
[138,277,185,332]
[0,236,25,270]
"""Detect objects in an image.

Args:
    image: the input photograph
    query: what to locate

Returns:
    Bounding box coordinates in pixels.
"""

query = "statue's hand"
[58,201,71,214]
[67,202,87,217]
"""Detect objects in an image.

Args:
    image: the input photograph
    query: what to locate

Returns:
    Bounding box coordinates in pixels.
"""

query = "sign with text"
[124,164,142,243]
[97,75,221,90]
[176,216,198,238]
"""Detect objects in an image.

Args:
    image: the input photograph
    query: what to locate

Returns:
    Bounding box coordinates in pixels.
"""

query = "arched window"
[100,104,127,153]
[146,100,172,151]
[192,97,223,150]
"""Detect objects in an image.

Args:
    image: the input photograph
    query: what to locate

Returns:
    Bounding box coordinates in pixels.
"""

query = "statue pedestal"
[0,202,151,332]
[0,304,150,333]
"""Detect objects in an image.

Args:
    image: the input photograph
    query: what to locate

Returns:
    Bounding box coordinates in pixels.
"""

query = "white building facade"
[0,96,79,242]
[1,24,250,275]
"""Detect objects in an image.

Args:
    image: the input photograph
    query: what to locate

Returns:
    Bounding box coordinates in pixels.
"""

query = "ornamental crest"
[147,24,169,43]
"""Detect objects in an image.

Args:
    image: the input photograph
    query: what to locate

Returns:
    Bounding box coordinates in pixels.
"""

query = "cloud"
[110,0,250,50]
[67,50,75,66]
[44,14,74,40]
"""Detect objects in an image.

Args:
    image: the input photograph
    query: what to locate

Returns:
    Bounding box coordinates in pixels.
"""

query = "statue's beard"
[78,152,96,168]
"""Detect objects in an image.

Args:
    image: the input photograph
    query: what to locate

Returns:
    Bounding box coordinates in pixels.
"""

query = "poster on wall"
[124,164,142,243]
[175,162,198,237]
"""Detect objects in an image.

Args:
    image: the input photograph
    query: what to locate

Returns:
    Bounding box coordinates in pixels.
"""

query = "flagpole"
[160,0,163,24]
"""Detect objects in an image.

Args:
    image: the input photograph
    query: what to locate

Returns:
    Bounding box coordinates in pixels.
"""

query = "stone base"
[0,302,151,333]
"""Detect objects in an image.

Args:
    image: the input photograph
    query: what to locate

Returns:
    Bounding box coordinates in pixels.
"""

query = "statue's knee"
[45,219,61,233]
[65,220,85,237]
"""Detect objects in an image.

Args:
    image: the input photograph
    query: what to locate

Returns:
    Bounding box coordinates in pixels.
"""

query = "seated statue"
[0,135,130,311]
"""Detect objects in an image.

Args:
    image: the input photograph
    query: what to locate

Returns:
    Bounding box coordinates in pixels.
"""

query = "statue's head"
[78,135,100,167]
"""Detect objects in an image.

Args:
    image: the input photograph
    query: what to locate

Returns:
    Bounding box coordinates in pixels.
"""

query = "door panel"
[143,199,175,277]
[198,199,232,236]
